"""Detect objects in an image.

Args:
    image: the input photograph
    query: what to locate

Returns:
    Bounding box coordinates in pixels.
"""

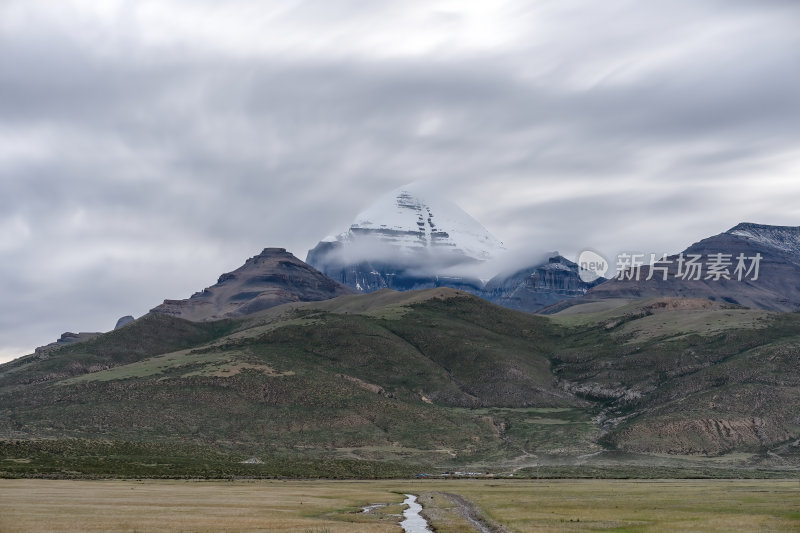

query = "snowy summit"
[327,183,504,265]
[306,183,505,293]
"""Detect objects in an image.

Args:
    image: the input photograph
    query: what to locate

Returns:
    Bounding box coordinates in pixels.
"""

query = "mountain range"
[549,222,800,314]
[3,287,798,477]
[307,184,599,312]
[3,186,800,478]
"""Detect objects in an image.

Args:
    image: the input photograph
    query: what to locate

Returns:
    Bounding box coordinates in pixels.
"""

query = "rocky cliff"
[484,255,603,311]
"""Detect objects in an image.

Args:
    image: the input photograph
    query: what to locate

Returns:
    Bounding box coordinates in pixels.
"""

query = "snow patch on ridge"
[339,183,504,264]
[727,223,800,256]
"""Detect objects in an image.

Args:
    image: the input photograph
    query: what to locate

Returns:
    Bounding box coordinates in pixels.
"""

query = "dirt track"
[419,491,512,533]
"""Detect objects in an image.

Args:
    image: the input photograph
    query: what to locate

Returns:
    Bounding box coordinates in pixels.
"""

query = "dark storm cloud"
[1,0,799,360]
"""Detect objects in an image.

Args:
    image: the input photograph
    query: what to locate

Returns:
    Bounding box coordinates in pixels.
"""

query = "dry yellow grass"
[0,479,406,532]
[1,478,798,532]
[449,479,800,532]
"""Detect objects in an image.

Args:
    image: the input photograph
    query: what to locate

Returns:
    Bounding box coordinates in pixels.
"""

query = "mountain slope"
[2,289,799,476]
[150,248,353,321]
[1,289,587,471]
[549,298,800,456]
[579,223,800,312]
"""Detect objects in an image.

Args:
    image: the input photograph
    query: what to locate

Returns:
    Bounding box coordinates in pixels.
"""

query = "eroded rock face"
[614,417,792,455]
[150,248,354,321]
[483,255,603,311]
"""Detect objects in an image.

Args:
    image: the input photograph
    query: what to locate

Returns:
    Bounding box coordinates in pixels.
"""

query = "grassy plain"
[1,478,798,532]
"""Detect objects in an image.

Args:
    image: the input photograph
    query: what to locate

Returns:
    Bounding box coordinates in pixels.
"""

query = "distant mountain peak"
[255,247,288,254]
[306,184,597,311]
[316,183,505,267]
[151,248,352,321]
[726,222,800,255]
[727,222,797,232]
[576,221,800,313]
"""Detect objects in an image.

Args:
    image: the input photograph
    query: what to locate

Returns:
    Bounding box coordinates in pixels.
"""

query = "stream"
[400,494,432,533]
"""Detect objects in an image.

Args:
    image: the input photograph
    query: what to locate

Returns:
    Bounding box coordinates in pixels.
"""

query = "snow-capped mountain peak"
[342,183,504,263]
[306,184,603,309]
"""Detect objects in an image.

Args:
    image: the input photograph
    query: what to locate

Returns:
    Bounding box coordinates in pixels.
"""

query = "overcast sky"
[2,0,799,362]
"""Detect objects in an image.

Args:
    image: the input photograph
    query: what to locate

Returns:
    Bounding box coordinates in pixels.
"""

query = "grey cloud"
[1,0,800,360]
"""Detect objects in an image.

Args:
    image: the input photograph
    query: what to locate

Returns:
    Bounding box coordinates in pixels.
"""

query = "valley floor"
[1,478,798,532]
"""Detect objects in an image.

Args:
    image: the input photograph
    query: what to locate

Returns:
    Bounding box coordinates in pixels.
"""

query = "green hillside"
[1,289,798,478]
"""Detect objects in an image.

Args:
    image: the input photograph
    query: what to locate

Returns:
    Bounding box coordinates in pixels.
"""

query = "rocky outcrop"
[33,317,135,359]
[34,331,102,357]
[150,248,354,321]
[484,255,603,311]
[114,316,135,330]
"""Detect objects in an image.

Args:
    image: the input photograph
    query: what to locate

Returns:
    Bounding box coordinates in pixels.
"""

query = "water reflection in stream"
[400,494,432,533]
